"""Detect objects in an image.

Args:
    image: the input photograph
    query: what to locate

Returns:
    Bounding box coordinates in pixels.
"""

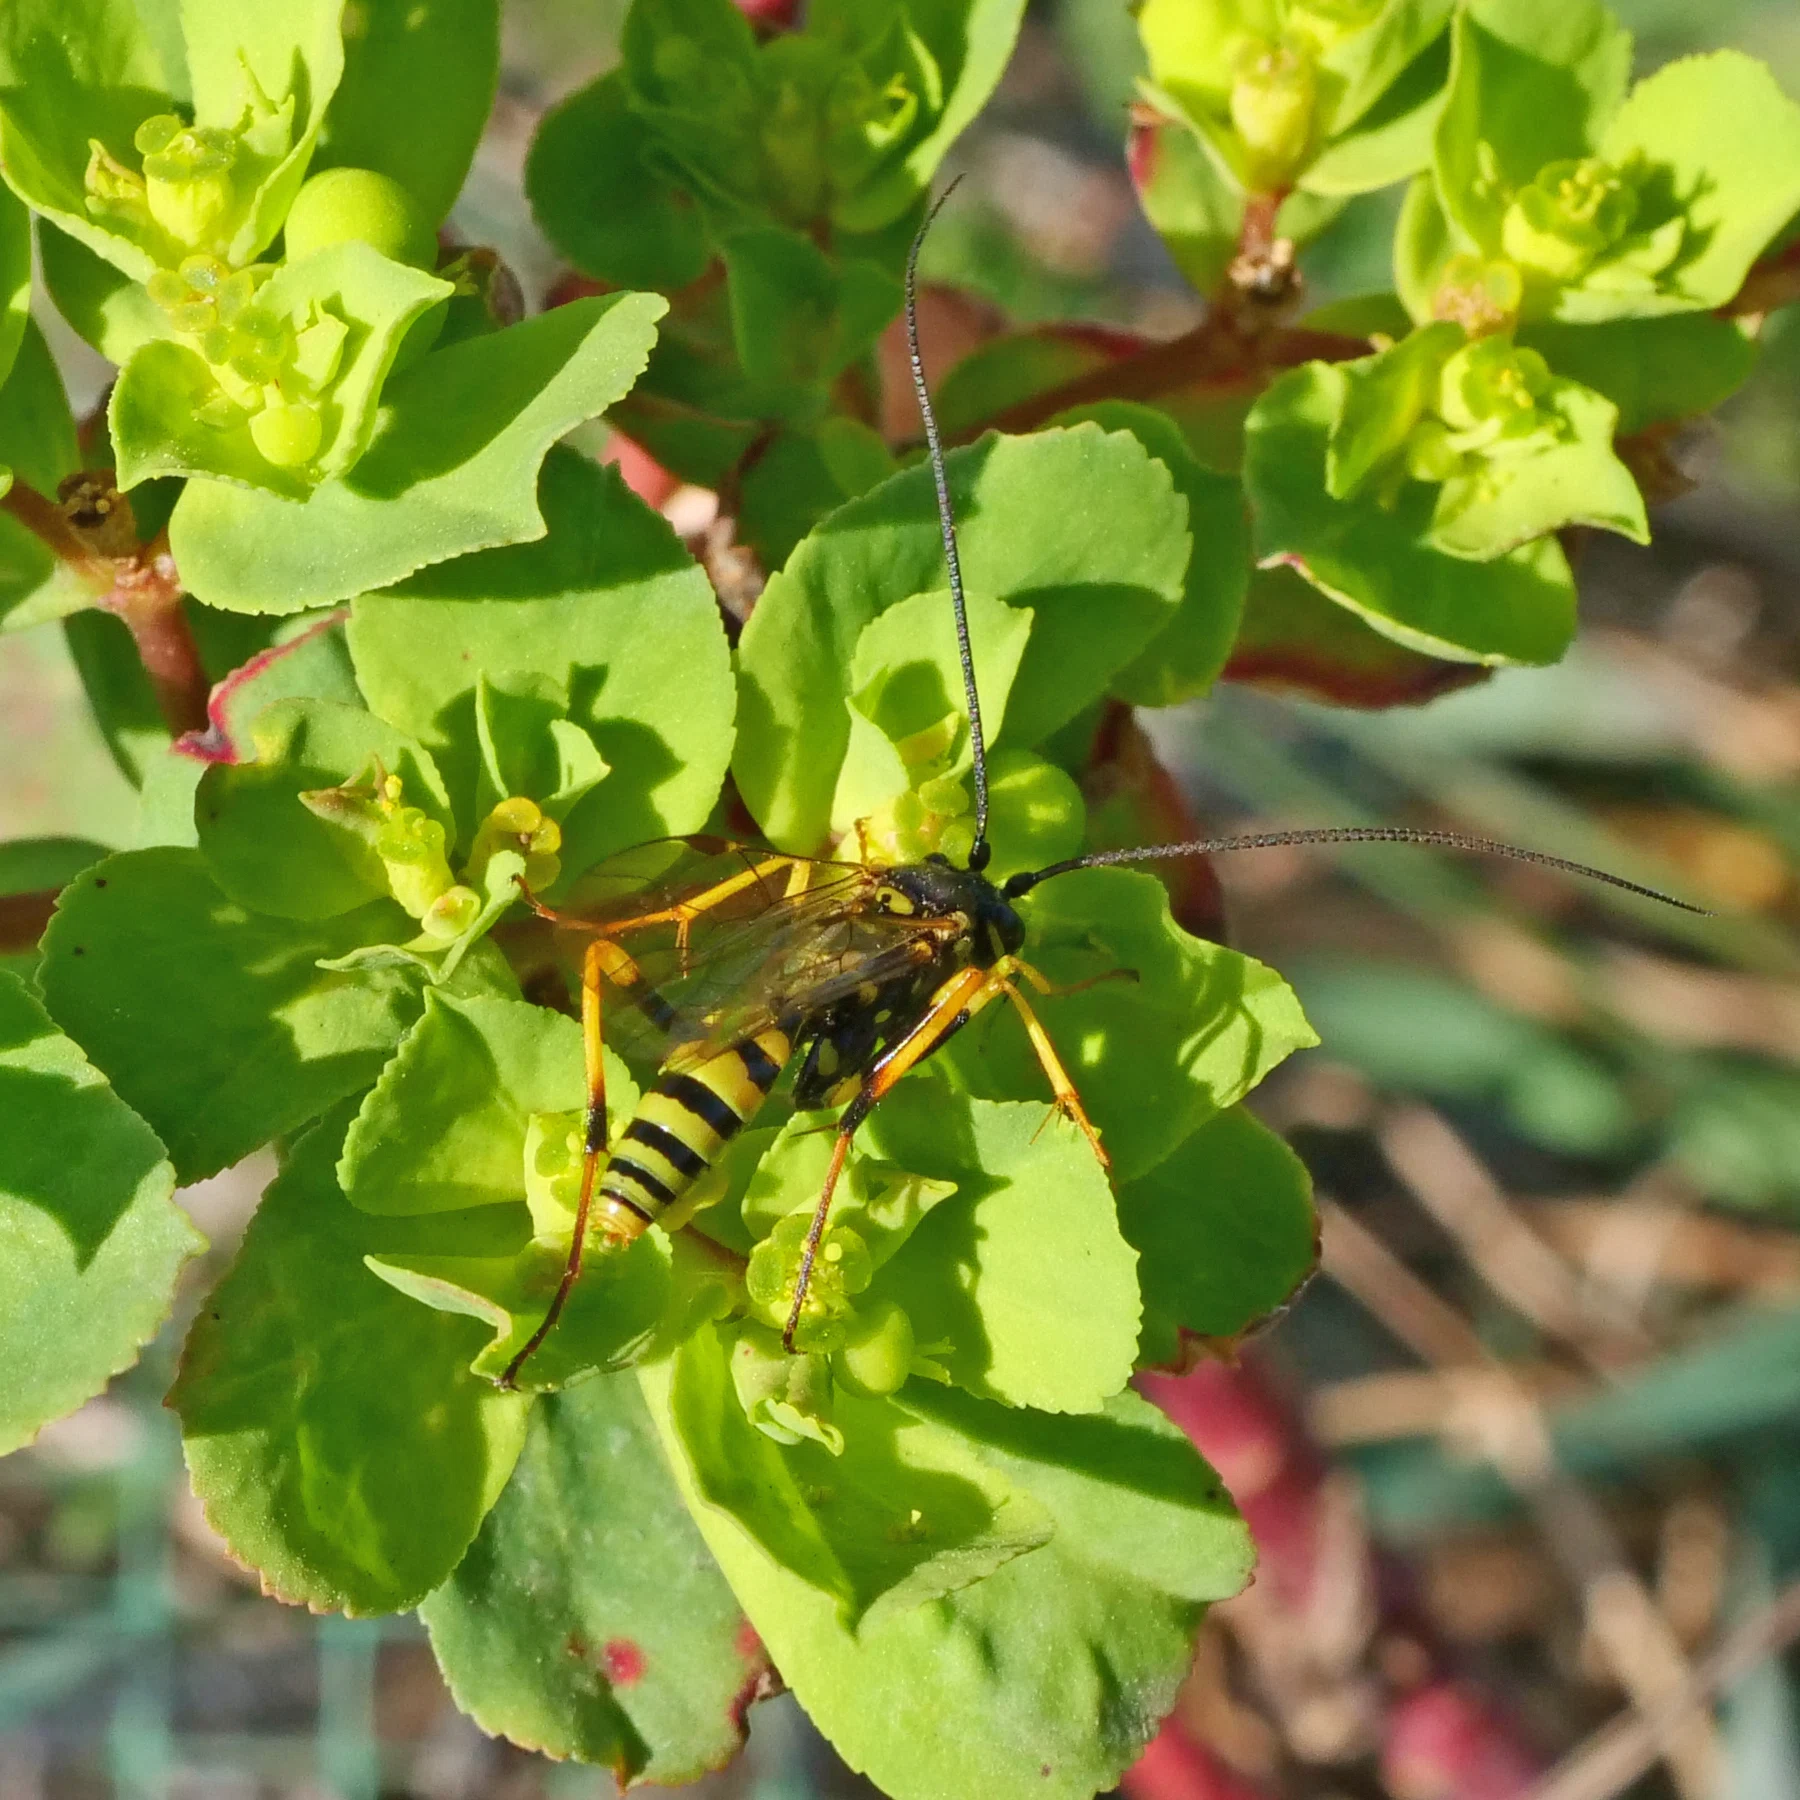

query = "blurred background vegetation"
[5,0,1800,1795]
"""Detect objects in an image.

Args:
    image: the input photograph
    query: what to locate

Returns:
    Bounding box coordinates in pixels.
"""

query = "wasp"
[497,190,1704,1389]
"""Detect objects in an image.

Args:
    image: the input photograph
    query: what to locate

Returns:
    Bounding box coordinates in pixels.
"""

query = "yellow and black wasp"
[498,191,1705,1389]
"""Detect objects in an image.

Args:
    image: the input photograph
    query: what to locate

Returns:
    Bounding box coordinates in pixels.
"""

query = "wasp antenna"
[907,175,991,873]
[1001,826,1712,915]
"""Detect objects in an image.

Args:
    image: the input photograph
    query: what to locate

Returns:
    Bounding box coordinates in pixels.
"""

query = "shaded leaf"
[169,1109,531,1614]
[1224,564,1490,709]
[195,697,454,921]
[527,69,709,291]
[737,426,1188,849]
[645,1362,1250,1800]
[669,1319,1053,1622]
[946,868,1318,1183]
[38,849,424,1182]
[310,0,498,226]
[1520,315,1758,435]
[1245,361,1577,665]
[1117,1106,1317,1367]
[0,174,28,386]
[0,970,202,1454]
[0,323,87,633]
[347,451,734,877]
[420,1371,768,1783]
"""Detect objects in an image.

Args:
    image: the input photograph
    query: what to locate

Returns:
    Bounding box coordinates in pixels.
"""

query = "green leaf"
[38,220,175,363]
[1434,0,1632,256]
[1316,0,1454,142]
[169,1108,531,1614]
[1117,1106,1316,1367]
[735,1081,1139,1414]
[38,848,424,1182]
[855,1081,1142,1413]
[1591,52,1800,317]
[1520,315,1758,435]
[1393,168,1454,322]
[527,70,709,291]
[195,697,455,921]
[736,417,899,572]
[180,0,346,266]
[340,991,580,1214]
[112,244,452,499]
[367,1226,674,1392]
[1130,117,1241,299]
[347,451,733,877]
[1225,563,1488,709]
[901,1383,1251,1605]
[1245,360,1577,665]
[0,970,202,1454]
[420,1371,767,1783]
[644,1361,1250,1800]
[722,225,900,404]
[947,868,1318,1184]
[166,291,668,613]
[0,322,88,633]
[1303,30,1450,197]
[669,1319,1053,1622]
[737,426,1189,849]
[831,0,1027,234]
[193,607,365,756]
[1427,374,1646,556]
[1326,320,1461,500]
[0,0,174,280]
[309,0,498,227]
[830,584,1033,833]
[0,175,28,386]
[1054,400,1248,707]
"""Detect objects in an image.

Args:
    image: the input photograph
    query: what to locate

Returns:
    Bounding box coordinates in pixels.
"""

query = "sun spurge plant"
[0,0,1790,1794]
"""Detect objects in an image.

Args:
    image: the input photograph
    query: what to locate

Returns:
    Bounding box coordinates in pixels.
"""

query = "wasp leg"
[498,932,644,1389]
[523,853,817,969]
[995,967,1109,1172]
[783,962,998,1351]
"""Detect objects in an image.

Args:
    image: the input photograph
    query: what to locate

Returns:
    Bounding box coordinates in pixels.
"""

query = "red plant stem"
[962,322,1366,443]
[108,537,209,736]
[2,479,209,736]
[0,890,58,955]
[1,479,98,569]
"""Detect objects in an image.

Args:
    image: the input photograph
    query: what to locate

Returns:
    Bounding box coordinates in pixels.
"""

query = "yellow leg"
[499,934,625,1388]
[996,975,1109,1171]
[522,852,816,967]
[783,962,998,1350]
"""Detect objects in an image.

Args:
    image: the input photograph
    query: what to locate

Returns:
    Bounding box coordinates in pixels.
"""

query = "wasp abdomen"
[594,1024,793,1233]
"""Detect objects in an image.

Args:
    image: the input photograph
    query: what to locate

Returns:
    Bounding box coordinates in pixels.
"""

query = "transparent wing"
[531,836,954,1069]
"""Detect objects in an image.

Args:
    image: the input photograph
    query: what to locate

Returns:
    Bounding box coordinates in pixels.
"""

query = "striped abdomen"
[591,1024,791,1235]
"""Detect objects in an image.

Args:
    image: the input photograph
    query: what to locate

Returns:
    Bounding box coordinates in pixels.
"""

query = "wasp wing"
[530,836,955,1072]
